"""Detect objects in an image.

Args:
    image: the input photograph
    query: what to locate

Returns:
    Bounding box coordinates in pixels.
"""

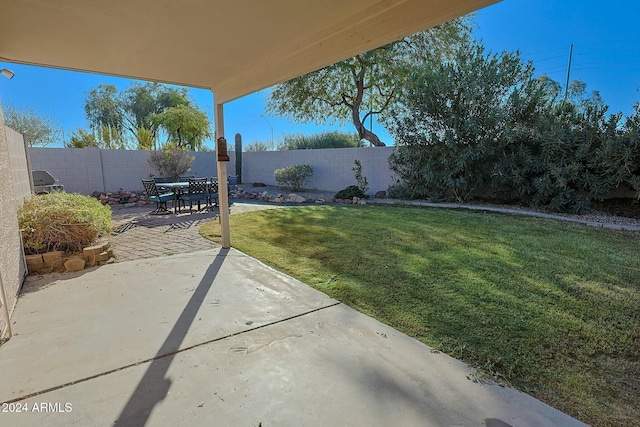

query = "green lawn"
[200,205,640,427]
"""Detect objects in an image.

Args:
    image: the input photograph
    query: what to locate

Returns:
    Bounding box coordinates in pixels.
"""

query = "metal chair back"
[188,178,208,195]
[142,179,160,197]
[209,180,219,194]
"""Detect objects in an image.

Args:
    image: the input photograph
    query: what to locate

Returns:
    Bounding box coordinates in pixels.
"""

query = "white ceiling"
[0,0,499,103]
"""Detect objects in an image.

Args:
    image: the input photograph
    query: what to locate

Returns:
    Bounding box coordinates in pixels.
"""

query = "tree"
[84,82,210,150]
[152,104,212,151]
[3,104,61,146]
[277,132,363,150]
[245,140,274,152]
[267,17,474,147]
[65,126,127,149]
[65,128,99,148]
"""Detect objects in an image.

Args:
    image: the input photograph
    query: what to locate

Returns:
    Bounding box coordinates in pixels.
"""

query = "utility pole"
[260,115,274,149]
[564,44,574,102]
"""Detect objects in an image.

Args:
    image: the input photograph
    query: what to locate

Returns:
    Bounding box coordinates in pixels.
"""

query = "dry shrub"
[18,192,112,254]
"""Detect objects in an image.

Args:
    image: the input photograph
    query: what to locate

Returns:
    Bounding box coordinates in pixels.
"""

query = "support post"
[214,100,231,249]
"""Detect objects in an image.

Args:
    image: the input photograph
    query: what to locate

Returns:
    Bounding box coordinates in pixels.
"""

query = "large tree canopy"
[152,104,212,151]
[3,104,61,146]
[266,17,474,147]
[84,82,211,150]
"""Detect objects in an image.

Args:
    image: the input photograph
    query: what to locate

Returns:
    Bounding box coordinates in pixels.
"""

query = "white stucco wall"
[0,108,30,338]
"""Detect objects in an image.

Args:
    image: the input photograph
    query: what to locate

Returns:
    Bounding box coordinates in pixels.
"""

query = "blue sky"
[1,0,639,149]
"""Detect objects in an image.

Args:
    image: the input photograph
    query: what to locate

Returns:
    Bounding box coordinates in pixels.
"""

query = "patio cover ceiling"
[0,0,498,104]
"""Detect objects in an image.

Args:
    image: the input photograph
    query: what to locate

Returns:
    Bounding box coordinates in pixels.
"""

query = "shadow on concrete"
[113,248,228,426]
[111,210,220,235]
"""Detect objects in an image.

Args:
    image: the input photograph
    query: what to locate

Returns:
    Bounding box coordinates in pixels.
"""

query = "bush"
[274,165,314,191]
[245,140,274,152]
[335,185,368,200]
[148,145,195,181]
[278,132,363,150]
[384,41,640,213]
[18,193,112,254]
[352,160,369,194]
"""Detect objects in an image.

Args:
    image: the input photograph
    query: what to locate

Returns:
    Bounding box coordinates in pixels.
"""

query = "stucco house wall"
[0,106,31,338]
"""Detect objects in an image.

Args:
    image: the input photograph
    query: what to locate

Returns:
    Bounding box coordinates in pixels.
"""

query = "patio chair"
[178,175,195,182]
[142,179,174,215]
[180,178,209,213]
[152,176,171,192]
[209,180,219,207]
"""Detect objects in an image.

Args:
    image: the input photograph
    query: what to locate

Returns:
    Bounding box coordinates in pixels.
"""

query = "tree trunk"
[350,70,386,147]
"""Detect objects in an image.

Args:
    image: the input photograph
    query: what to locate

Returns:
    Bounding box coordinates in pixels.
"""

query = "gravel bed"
[235,184,336,201]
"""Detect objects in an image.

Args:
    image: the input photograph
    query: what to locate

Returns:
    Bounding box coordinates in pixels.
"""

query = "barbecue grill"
[32,170,64,194]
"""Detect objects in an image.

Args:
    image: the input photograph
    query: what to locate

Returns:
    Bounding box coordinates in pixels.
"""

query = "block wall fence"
[29,146,398,195]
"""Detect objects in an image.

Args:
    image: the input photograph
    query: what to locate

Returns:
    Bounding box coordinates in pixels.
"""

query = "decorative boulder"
[288,194,306,203]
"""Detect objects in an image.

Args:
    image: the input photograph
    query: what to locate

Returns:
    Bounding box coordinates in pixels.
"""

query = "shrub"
[274,165,314,191]
[352,160,369,194]
[18,192,112,254]
[245,140,274,152]
[384,40,640,213]
[278,132,363,150]
[148,145,195,181]
[335,185,368,200]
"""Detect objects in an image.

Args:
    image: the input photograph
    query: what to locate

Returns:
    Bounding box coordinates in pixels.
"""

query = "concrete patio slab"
[0,248,587,426]
[0,248,337,403]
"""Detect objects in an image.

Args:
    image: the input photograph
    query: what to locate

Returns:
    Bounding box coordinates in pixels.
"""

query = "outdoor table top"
[159,182,190,189]
[160,180,219,189]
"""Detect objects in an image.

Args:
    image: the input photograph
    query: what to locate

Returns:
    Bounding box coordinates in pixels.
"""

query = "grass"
[200,205,640,427]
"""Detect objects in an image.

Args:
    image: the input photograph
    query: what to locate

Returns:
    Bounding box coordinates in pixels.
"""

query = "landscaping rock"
[374,191,386,199]
[288,193,306,203]
[124,202,136,208]
[42,251,64,264]
[64,256,86,272]
[25,254,44,272]
[252,182,266,187]
[84,242,110,267]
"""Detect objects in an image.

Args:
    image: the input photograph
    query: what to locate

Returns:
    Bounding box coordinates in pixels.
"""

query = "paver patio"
[109,201,290,262]
[109,206,218,262]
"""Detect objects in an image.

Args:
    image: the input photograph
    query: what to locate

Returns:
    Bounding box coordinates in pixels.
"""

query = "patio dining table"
[160,180,218,213]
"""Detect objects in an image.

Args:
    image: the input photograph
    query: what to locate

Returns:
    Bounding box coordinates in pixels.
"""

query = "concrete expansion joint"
[1,301,341,405]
